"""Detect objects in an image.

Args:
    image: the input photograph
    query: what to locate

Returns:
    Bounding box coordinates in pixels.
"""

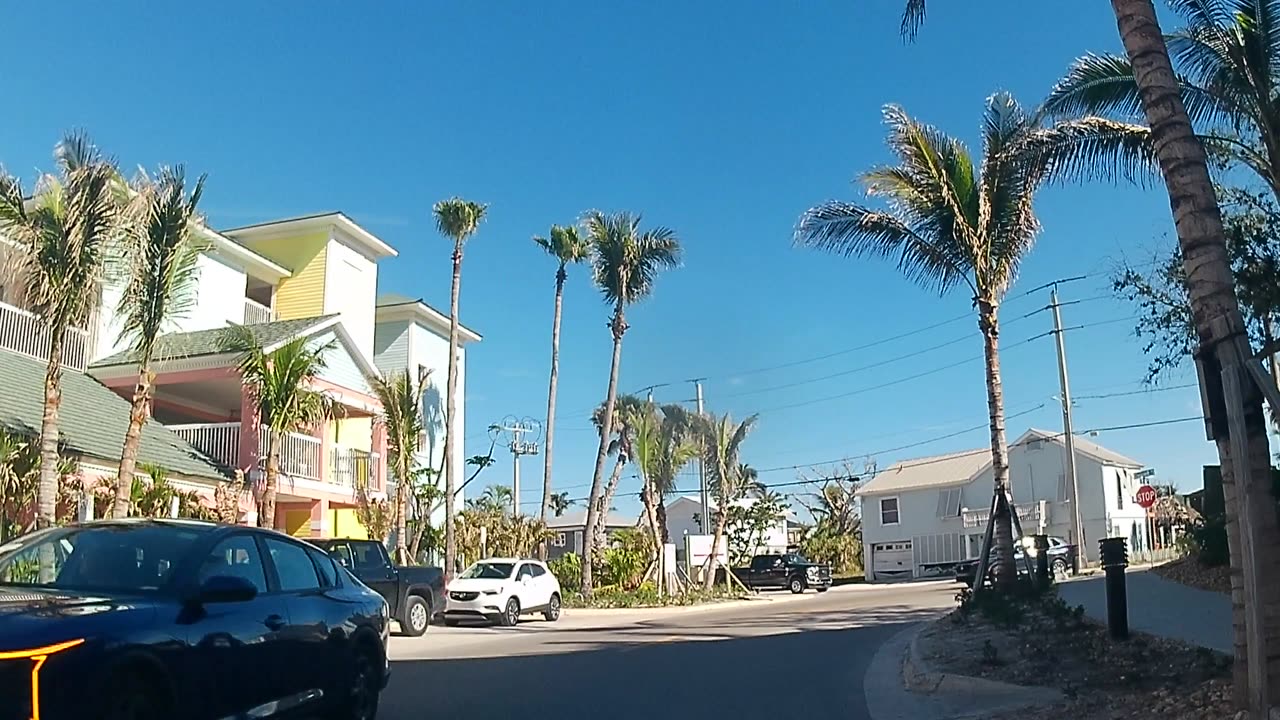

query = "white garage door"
[872,541,914,581]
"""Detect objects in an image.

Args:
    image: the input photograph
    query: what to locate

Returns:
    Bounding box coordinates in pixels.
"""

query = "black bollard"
[1033,534,1050,589]
[1099,537,1129,640]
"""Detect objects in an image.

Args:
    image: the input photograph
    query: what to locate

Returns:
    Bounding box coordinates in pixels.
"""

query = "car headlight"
[483,587,502,595]
[381,600,390,619]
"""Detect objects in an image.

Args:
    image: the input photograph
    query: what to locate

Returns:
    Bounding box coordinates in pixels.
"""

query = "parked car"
[311,538,445,637]
[444,558,561,627]
[732,552,833,594]
[955,536,1078,588]
[0,519,390,720]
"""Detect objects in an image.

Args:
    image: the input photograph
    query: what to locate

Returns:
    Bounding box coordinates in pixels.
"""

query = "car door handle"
[264,614,287,631]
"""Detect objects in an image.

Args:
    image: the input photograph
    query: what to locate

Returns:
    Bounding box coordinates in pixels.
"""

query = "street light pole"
[691,378,709,534]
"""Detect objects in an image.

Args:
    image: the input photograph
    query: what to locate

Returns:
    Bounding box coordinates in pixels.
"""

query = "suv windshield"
[0,524,205,593]
[460,562,513,580]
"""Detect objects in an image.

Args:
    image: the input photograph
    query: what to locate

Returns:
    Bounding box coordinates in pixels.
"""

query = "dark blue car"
[0,519,391,720]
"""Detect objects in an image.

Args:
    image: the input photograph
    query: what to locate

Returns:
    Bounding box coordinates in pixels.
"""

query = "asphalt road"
[380,581,956,719]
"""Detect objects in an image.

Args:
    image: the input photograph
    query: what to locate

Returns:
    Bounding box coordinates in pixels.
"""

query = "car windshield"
[460,562,513,580]
[0,524,206,593]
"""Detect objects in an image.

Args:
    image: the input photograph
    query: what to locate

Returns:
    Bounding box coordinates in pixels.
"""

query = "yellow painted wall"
[333,417,372,452]
[283,509,312,538]
[331,508,369,540]
[248,231,329,319]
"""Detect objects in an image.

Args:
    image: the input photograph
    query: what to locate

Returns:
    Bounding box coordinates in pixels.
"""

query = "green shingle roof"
[91,315,337,368]
[0,351,231,481]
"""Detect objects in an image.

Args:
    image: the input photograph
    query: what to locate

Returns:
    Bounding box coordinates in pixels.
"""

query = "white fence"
[242,298,274,326]
[170,422,241,469]
[260,427,322,481]
[330,448,381,489]
[0,300,90,371]
[169,422,326,482]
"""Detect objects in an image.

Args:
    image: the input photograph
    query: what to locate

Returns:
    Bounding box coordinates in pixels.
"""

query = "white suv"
[444,558,562,627]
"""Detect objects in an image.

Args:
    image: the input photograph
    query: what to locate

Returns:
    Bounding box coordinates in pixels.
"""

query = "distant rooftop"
[223,212,398,260]
[375,293,481,342]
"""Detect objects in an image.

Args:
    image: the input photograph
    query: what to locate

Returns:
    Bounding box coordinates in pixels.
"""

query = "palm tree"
[549,491,572,517]
[111,166,206,517]
[697,412,758,590]
[231,328,340,528]
[0,132,122,531]
[534,224,590,546]
[371,370,425,563]
[795,94,1147,586]
[631,402,700,575]
[588,393,645,560]
[579,211,681,597]
[433,197,487,578]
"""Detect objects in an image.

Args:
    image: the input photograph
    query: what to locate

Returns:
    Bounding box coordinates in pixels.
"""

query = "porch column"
[311,498,330,538]
[238,384,261,479]
[372,418,388,492]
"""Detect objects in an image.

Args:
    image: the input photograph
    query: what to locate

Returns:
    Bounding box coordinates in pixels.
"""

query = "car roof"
[64,518,223,532]
[476,557,540,564]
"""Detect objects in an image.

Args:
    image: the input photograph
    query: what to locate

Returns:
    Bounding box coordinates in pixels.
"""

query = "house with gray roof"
[857,428,1149,580]
[545,508,637,561]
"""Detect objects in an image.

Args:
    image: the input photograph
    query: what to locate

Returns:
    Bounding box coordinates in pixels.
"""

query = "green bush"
[1192,518,1229,567]
[549,552,582,593]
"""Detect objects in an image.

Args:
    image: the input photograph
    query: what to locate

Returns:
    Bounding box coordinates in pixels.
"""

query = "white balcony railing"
[331,448,382,490]
[259,426,323,482]
[0,300,89,371]
[169,422,241,469]
[243,298,275,325]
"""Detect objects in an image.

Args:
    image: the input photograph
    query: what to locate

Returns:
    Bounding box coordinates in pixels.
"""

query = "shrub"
[549,552,582,594]
[1191,518,1229,567]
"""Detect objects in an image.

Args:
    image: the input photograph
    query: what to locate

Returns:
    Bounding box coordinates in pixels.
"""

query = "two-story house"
[857,428,1149,581]
[372,293,482,530]
[0,209,477,540]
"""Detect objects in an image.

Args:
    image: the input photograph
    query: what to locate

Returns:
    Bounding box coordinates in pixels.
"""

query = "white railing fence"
[260,427,322,481]
[242,298,274,326]
[330,449,383,490]
[0,300,89,372]
[169,422,241,469]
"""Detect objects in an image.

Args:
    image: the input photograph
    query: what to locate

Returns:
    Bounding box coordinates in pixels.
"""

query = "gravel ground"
[917,589,1234,720]
[1152,557,1231,595]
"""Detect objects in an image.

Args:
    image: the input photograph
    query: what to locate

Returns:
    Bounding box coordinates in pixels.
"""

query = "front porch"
[168,421,383,491]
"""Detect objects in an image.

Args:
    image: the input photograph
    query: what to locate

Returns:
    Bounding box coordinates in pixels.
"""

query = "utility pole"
[691,378,709,534]
[499,416,541,516]
[1050,287,1087,561]
[641,382,669,404]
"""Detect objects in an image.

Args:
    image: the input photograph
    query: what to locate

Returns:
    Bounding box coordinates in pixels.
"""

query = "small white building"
[664,495,793,562]
[858,428,1150,581]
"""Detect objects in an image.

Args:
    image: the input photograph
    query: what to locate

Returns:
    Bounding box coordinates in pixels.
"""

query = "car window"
[529,564,546,578]
[264,538,321,592]
[749,556,772,571]
[517,564,533,580]
[0,525,203,593]
[461,562,513,579]
[351,542,389,572]
[307,547,339,588]
[199,535,269,594]
[324,542,353,568]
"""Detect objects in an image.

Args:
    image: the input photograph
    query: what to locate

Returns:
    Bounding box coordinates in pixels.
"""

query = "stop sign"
[1135,484,1158,509]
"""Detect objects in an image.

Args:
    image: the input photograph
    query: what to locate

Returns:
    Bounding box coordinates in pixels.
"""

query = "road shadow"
[381,604,946,719]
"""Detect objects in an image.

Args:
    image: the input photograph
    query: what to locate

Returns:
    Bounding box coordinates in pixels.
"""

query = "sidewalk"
[1056,568,1231,655]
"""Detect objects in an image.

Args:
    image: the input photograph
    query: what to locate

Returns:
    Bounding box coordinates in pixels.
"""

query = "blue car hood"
[0,586,158,652]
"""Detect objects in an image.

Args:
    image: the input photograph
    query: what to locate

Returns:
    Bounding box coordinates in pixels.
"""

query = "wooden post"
[972,491,999,596]
[1221,357,1269,715]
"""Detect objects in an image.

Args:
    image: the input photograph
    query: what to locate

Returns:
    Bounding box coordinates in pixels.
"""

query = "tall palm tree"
[0,132,122,531]
[631,402,699,572]
[371,370,425,564]
[697,412,758,590]
[795,94,1147,586]
[232,329,340,528]
[533,225,590,545]
[433,197,487,578]
[111,166,206,517]
[579,212,681,597]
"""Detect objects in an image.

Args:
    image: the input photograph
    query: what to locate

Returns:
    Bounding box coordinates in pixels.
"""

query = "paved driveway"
[379,581,956,719]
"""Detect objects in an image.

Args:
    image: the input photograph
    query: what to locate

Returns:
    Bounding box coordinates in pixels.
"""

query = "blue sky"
[1,1,1221,517]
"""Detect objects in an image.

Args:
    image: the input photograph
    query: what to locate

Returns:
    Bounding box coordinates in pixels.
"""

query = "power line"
[1075,382,1199,401]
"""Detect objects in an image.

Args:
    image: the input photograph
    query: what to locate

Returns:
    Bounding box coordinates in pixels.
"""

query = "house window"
[1116,471,1125,509]
[552,532,566,548]
[936,488,962,518]
[880,497,900,526]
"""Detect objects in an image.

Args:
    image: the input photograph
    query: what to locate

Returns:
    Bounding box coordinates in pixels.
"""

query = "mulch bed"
[1152,556,1231,595]
[916,588,1234,719]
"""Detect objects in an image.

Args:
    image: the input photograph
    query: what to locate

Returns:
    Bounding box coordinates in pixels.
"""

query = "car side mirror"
[197,575,258,604]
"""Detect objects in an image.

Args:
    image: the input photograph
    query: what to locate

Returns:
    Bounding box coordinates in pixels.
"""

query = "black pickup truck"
[733,552,833,594]
[312,538,446,637]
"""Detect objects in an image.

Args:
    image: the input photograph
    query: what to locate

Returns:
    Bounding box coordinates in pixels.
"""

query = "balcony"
[243,298,275,325]
[0,300,89,371]
[168,421,381,491]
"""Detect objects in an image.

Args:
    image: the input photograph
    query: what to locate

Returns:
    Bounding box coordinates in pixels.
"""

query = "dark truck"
[312,538,446,637]
[733,552,833,594]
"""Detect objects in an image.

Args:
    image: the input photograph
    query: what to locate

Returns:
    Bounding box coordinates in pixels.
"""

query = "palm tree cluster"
[877,1,1280,712]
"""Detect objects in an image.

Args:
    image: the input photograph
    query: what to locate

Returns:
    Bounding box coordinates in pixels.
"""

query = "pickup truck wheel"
[499,598,520,627]
[789,577,805,594]
[1051,558,1068,577]
[401,595,430,637]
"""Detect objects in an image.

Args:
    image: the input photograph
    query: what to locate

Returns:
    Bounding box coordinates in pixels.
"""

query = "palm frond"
[878,105,980,236]
[54,130,108,174]
[794,201,972,295]
[534,224,591,267]
[433,197,488,244]
[585,210,682,309]
[235,333,339,433]
[900,0,927,41]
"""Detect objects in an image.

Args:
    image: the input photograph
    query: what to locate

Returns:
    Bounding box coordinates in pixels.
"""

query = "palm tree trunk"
[656,495,671,544]
[1112,0,1280,707]
[704,508,728,591]
[258,432,279,529]
[395,454,409,564]
[36,331,64,531]
[582,306,626,597]
[113,364,154,518]
[641,484,661,566]
[443,242,463,578]
[539,267,567,560]
[594,456,625,556]
[977,299,1016,588]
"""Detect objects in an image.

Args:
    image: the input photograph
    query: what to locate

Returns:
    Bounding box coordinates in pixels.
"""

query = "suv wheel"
[789,577,805,594]
[499,597,520,627]
[544,593,561,622]
[401,595,430,637]
[1051,557,1068,577]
